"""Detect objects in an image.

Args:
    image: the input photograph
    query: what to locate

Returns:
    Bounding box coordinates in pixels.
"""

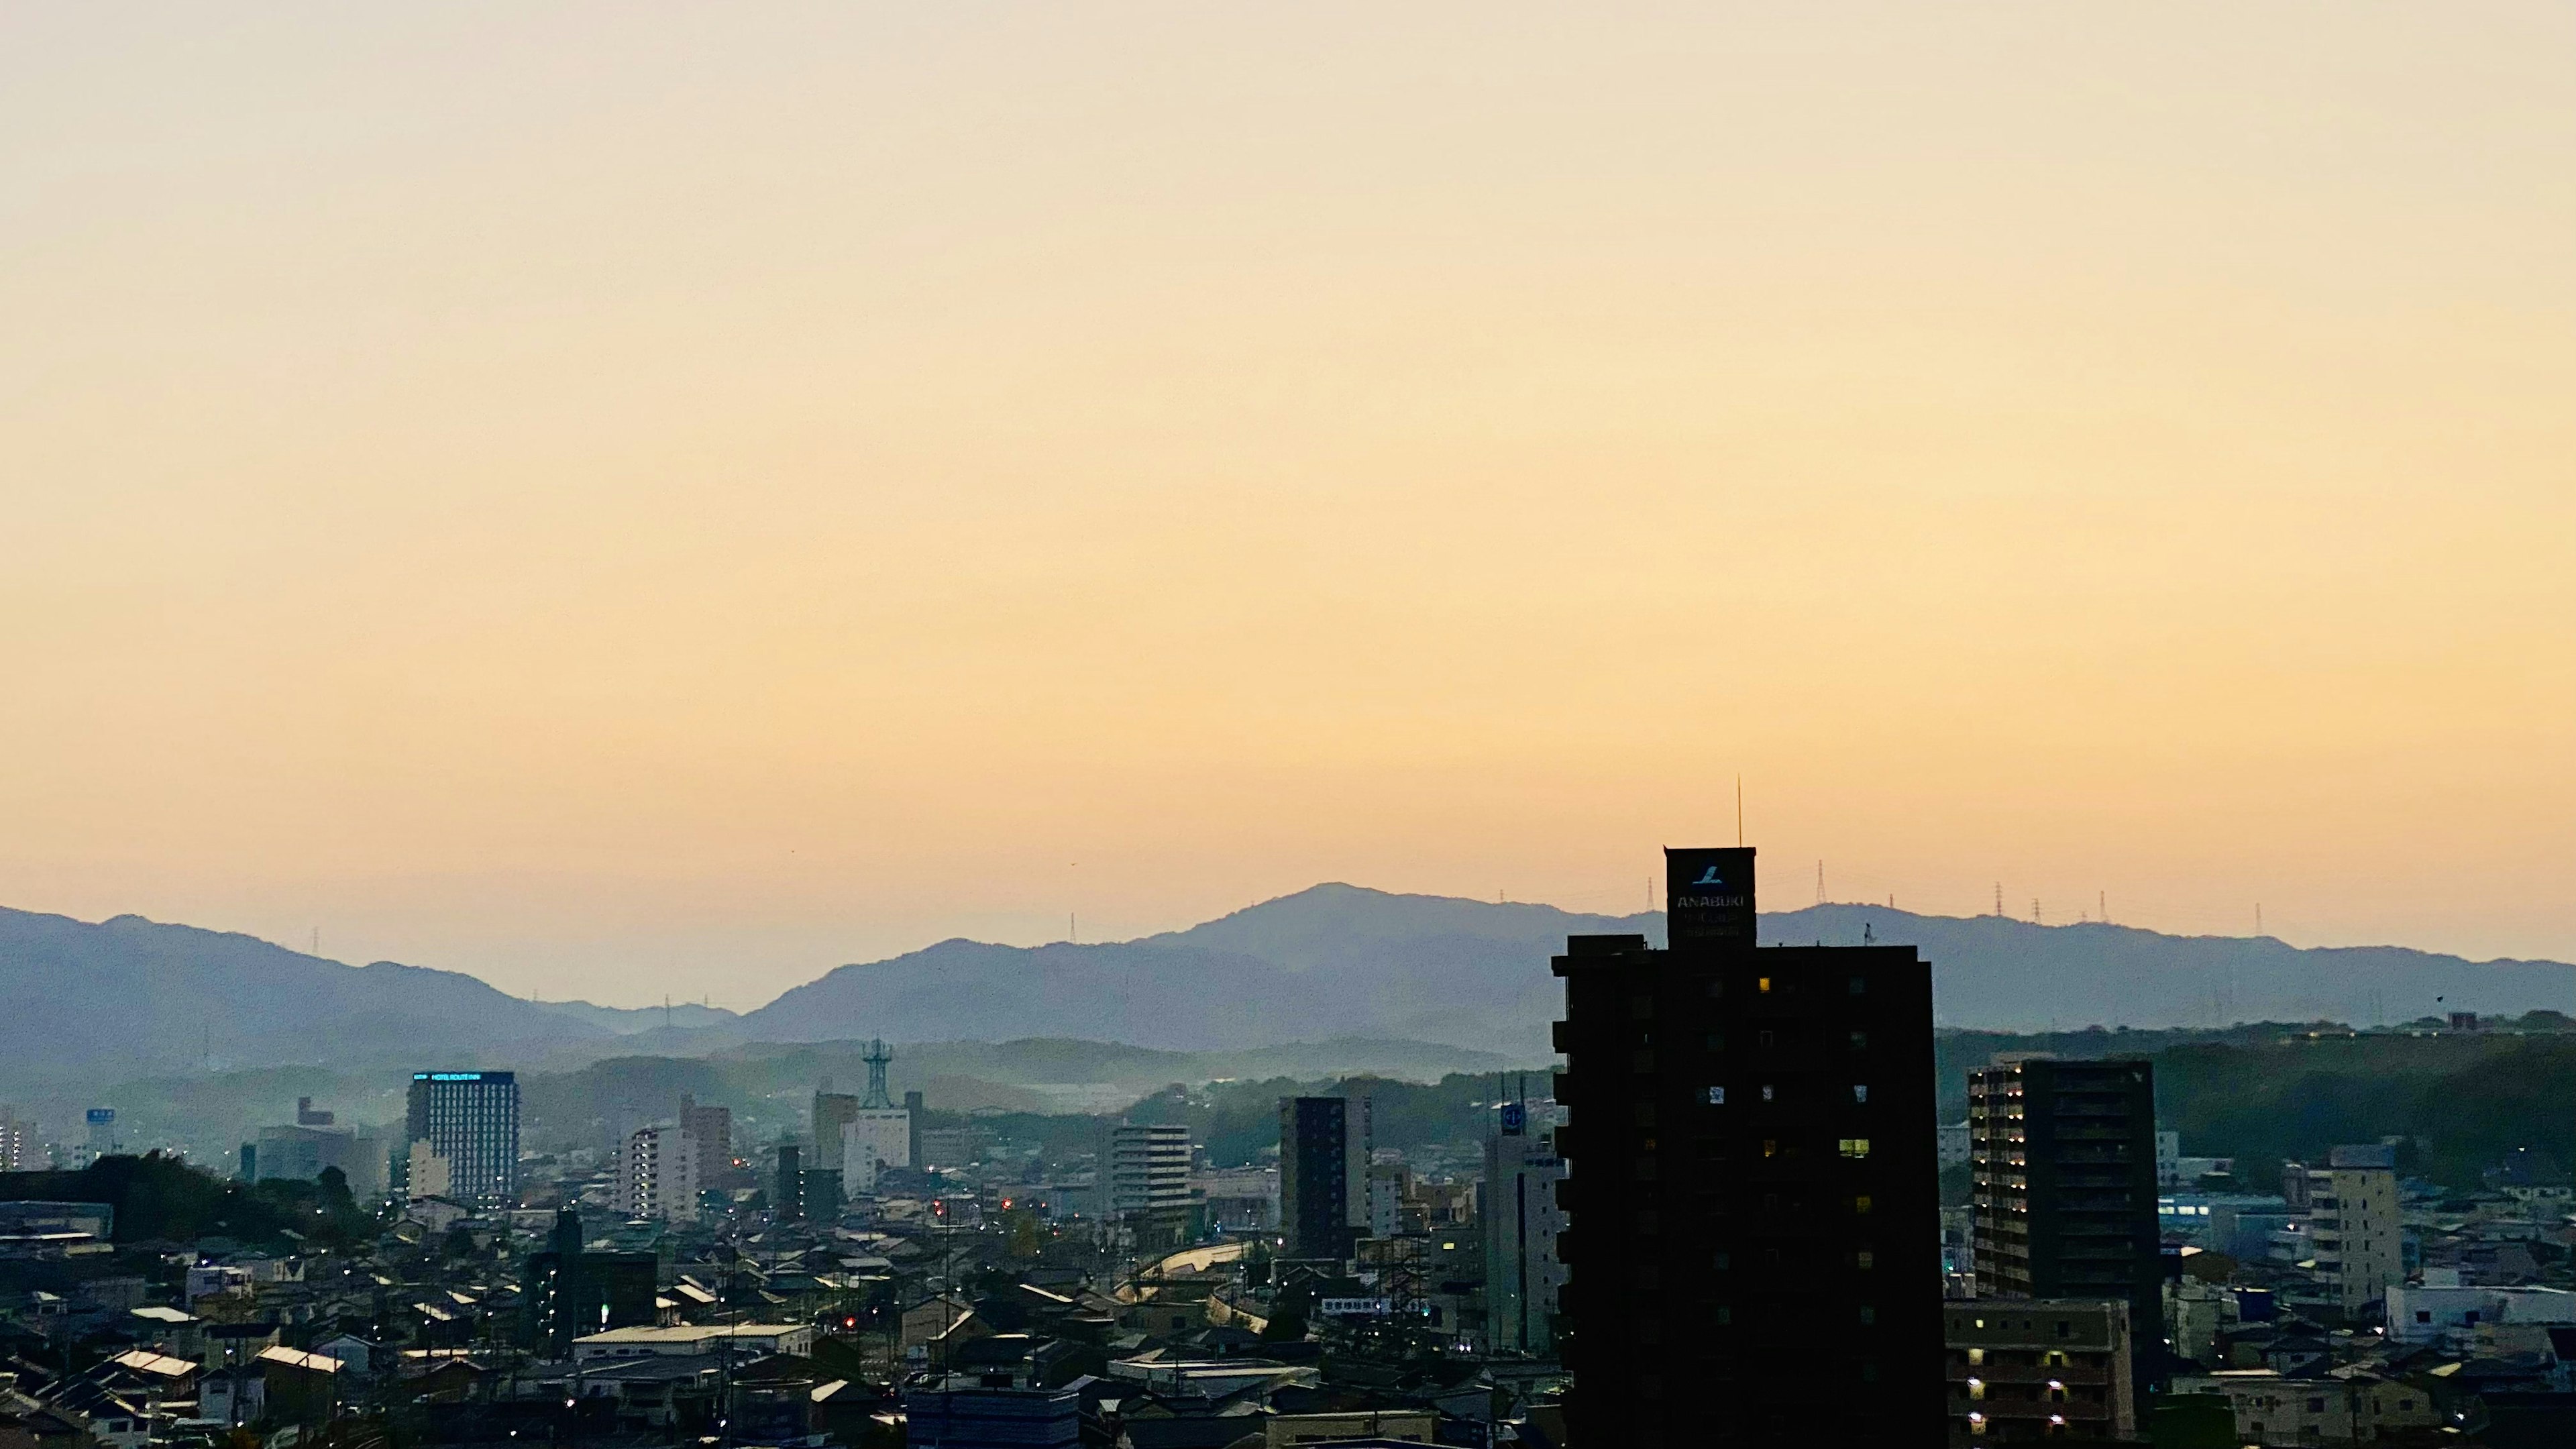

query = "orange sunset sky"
[4,3,2571,1006]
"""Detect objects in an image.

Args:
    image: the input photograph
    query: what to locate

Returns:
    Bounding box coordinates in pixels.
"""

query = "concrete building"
[812,1089,860,1172]
[253,1101,389,1198]
[841,1109,912,1195]
[2386,1283,2576,1350]
[1481,1104,1566,1354]
[1552,845,1945,1445]
[1970,1056,2163,1398]
[678,1095,731,1185]
[2170,1369,2441,1446]
[405,1071,520,1208]
[1108,1122,1191,1219]
[2155,1130,2181,1189]
[1946,1299,2135,1444]
[902,1378,1078,1449]
[614,1122,700,1222]
[1279,1096,1369,1262]
[403,1139,453,1201]
[0,1108,36,1171]
[2284,1144,2402,1316]
[1364,1156,1410,1239]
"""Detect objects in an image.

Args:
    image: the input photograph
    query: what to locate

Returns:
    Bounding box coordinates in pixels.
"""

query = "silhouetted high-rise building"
[1969,1057,2162,1398]
[1551,847,1942,1446]
[405,1071,520,1209]
[1279,1096,1370,1262]
[522,1209,657,1356]
[774,1143,805,1220]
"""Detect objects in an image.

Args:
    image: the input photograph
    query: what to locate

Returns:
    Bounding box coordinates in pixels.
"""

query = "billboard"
[1665,846,1756,949]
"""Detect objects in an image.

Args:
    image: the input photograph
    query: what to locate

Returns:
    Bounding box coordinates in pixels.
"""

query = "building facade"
[812,1090,859,1171]
[1968,1056,2162,1395]
[1108,1122,1192,1218]
[1552,845,1943,1446]
[678,1095,731,1186]
[614,1122,700,1222]
[2284,1144,2402,1316]
[1279,1096,1370,1263]
[841,1108,913,1195]
[405,1071,520,1208]
[0,1108,37,1171]
[1945,1299,2135,1443]
[1482,1107,1567,1354]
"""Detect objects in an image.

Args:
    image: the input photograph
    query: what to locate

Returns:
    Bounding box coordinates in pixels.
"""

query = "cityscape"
[7,5,2572,1448]
[9,848,2576,1447]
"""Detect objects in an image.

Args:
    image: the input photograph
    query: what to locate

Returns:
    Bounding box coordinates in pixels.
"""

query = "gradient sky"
[5,3,2571,1007]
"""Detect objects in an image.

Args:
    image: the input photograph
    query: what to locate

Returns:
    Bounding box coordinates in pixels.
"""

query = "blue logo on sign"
[1690,865,1725,887]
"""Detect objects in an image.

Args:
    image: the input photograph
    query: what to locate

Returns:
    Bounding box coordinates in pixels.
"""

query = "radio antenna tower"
[861,1038,895,1109]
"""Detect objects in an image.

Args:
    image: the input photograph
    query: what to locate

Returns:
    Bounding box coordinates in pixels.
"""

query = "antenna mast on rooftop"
[861,1038,895,1109]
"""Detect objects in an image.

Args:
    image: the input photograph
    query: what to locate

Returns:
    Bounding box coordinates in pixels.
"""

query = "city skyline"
[7,4,2571,1004]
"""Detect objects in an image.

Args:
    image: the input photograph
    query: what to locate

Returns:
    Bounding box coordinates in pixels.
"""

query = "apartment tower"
[1551,847,1942,1445]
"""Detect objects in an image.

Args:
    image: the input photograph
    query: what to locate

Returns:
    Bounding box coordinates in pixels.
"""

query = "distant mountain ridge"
[5,887,2569,1087]
[0,906,609,1087]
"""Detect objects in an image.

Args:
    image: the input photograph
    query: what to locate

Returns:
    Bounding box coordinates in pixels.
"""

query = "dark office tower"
[775,1144,804,1221]
[405,1070,521,1208]
[1279,1096,1353,1263]
[521,1208,657,1356]
[1968,1057,2163,1399]
[1551,847,1943,1447]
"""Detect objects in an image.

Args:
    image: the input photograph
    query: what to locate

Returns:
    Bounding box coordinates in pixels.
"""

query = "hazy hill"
[9,887,2570,1091]
[731,885,2575,1054]
[0,906,610,1089]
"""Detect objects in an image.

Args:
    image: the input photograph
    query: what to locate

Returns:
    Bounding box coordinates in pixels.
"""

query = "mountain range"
[5,886,2569,1091]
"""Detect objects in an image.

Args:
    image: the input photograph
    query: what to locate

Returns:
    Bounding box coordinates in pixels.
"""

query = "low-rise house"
[2171,1368,2443,1446]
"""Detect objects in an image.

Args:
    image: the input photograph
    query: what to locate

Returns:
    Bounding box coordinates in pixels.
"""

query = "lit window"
[1968,1412,1987,1434]
[1967,1348,1984,1365]
[1707,1086,1726,1106]
[1762,1084,1776,1102]
[1763,1140,1778,1159]
[1854,1250,1874,1270]
[1840,1138,1872,1159]
[1852,1085,1869,1104]
[1854,1195,1873,1214]
[1967,1378,1986,1400]
[1757,975,1774,992]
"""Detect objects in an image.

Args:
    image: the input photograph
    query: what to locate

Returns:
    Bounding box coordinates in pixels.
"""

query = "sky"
[3,3,2571,1008]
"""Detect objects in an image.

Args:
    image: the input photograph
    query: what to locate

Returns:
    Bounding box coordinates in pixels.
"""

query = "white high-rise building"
[1108,1123,1192,1218]
[1483,1110,1567,1353]
[2287,1144,2402,1314]
[0,1108,34,1172]
[616,1123,701,1222]
[841,1109,912,1196]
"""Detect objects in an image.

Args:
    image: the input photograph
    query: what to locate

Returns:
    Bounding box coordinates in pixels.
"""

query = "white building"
[841,1108,912,1196]
[2285,1145,2402,1314]
[1364,1156,1409,1239]
[1108,1123,1192,1218]
[2387,1283,2576,1350]
[1482,1122,1567,1353]
[0,1108,34,1171]
[2155,1131,2182,1189]
[615,1122,700,1222]
[405,1140,453,1201]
